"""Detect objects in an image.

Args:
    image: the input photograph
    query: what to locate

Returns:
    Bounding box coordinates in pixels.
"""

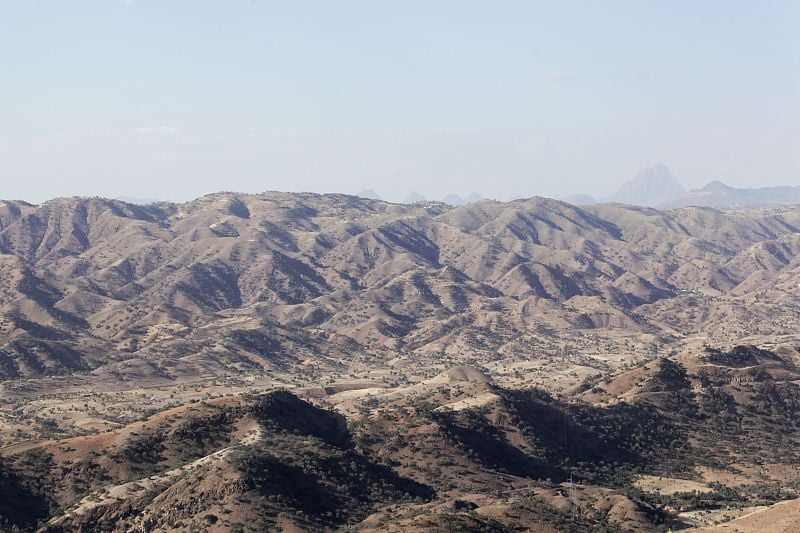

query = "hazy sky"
[1,1,798,203]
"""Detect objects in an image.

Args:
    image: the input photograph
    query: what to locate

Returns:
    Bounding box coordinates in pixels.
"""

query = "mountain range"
[2,191,800,382]
[666,180,800,209]
[564,163,800,210]
[1,191,800,530]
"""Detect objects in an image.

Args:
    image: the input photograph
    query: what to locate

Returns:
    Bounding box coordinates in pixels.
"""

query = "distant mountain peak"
[441,193,483,206]
[464,192,483,203]
[441,194,465,206]
[699,181,734,193]
[356,189,382,200]
[403,191,426,204]
[560,194,596,205]
[611,163,685,206]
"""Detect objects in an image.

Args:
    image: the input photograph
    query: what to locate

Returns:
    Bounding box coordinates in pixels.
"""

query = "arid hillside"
[2,348,800,532]
[2,193,800,531]
[1,193,799,383]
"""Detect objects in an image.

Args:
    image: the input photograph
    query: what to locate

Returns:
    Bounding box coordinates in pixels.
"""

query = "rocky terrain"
[1,191,800,531]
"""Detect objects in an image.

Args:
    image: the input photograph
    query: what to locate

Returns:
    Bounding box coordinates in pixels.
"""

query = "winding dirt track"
[693,498,800,532]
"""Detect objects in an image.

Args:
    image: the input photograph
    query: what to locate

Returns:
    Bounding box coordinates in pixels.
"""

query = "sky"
[1,1,798,204]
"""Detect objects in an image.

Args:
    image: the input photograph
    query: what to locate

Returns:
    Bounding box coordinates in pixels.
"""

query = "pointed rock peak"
[631,163,682,187]
[441,194,466,206]
[699,180,734,193]
[403,191,426,204]
[612,163,686,206]
[357,189,382,200]
[464,192,484,203]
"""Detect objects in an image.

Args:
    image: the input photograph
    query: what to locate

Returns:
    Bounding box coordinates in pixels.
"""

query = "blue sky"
[1,1,798,202]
